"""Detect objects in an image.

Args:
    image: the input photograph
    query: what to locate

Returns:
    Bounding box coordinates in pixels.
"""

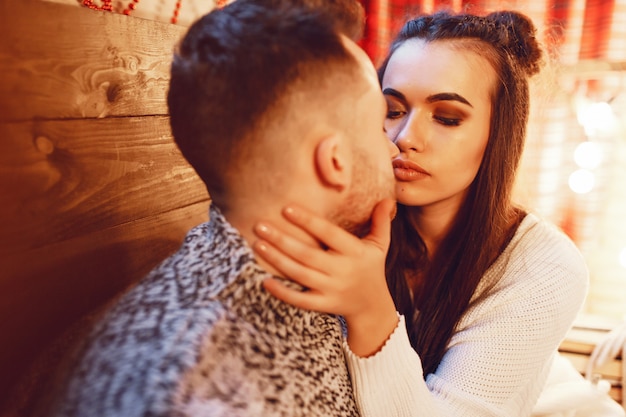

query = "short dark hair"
[167,0,359,201]
[261,0,366,41]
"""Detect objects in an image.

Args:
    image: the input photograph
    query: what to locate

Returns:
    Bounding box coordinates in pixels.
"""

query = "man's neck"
[220,204,321,277]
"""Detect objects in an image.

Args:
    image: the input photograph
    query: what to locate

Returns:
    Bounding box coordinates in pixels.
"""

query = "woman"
[253,10,589,417]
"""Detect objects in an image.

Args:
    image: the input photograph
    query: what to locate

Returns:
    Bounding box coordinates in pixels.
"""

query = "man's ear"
[314,134,351,191]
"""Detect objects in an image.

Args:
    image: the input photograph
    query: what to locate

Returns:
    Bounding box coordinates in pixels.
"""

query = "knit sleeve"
[342,216,589,417]
[344,315,439,416]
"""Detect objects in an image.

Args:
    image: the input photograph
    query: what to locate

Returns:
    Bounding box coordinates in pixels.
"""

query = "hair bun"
[486,11,542,77]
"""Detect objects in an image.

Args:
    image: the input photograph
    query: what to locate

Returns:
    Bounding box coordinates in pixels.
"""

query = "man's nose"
[387,137,399,158]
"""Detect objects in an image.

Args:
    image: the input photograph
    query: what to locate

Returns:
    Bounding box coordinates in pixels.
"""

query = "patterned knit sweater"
[49,205,359,417]
[344,213,589,417]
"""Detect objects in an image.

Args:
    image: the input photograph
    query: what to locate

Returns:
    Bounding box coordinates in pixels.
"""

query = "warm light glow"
[619,248,626,268]
[576,101,618,137]
[568,169,595,194]
[574,141,602,169]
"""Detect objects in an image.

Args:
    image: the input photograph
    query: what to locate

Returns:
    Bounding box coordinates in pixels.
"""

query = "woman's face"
[382,39,496,213]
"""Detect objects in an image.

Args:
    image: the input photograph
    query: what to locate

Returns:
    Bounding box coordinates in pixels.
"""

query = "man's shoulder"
[79,216,248,366]
[49,218,247,416]
[50,293,227,417]
[49,214,360,416]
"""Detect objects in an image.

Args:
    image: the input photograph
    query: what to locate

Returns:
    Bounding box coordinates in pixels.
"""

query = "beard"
[329,148,395,238]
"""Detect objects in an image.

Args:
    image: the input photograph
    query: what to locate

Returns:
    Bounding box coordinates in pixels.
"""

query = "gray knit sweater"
[50,205,359,417]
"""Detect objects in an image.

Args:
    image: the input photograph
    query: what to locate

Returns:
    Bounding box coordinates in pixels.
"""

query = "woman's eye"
[386,110,405,119]
[433,115,461,126]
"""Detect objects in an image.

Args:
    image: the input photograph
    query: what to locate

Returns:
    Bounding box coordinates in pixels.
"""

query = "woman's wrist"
[345,294,400,357]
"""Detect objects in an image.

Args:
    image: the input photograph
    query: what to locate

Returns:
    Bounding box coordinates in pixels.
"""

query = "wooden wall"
[0,0,210,411]
[44,0,217,26]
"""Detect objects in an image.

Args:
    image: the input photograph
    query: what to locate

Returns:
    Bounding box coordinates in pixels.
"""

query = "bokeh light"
[568,169,595,194]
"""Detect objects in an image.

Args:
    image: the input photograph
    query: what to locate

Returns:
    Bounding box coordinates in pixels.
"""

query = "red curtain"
[358,0,488,65]
[357,0,616,65]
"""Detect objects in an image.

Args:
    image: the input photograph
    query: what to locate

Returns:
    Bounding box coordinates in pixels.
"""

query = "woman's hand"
[253,199,400,357]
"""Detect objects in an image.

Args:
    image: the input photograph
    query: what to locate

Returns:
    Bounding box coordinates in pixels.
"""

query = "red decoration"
[79,0,233,24]
[171,0,183,24]
[81,0,113,12]
[79,0,184,25]
[123,0,141,16]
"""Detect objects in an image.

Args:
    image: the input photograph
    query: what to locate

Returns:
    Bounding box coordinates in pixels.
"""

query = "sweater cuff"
[343,315,426,416]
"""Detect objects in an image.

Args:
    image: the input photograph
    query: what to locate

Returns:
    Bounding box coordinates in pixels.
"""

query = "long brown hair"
[381,10,543,376]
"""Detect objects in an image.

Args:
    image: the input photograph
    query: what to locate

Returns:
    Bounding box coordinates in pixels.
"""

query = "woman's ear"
[314,134,351,191]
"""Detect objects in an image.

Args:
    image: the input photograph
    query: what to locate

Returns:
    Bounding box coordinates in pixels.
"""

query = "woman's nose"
[393,114,426,153]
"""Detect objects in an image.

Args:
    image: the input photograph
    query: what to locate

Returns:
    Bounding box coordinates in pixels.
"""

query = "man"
[263,0,365,42]
[49,1,397,415]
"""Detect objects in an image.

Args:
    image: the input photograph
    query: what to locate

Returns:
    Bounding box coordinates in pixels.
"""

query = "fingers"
[262,278,327,313]
[253,238,325,288]
[254,222,329,272]
[281,205,360,253]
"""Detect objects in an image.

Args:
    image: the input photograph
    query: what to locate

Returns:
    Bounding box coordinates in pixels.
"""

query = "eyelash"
[386,110,461,127]
[433,115,461,126]
[386,110,405,120]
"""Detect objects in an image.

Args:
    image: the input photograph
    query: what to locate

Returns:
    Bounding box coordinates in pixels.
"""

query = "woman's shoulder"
[489,212,589,291]
[509,213,585,265]
[474,212,589,321]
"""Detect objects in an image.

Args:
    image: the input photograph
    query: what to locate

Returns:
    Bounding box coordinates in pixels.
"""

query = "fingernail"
[390,204,398,220]
[255,223,271,236]
[255,241,268,252]
[283,206,299,218]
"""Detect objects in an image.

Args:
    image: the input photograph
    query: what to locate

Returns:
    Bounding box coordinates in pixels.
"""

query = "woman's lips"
[392,158,430,181]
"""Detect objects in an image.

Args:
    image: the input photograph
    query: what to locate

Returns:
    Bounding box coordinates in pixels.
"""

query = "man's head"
[261,0,365,42]
[168,0,396,236]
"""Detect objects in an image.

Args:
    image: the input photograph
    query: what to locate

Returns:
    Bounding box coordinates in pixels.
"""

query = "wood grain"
[0,116,209,254]
[0,1,213,411]
[0,0,187,122]
[0,200,209,408]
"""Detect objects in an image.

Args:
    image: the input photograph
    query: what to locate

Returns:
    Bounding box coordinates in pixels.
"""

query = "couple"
[46,1,591,416]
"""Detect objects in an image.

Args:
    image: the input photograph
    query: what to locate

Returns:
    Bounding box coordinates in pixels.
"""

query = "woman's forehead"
[383,39,497,103]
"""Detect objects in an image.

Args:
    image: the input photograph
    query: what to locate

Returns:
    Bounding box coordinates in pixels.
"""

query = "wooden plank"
[0,116,209,255]
[609,386,622,404]
[560,351,623,380]
[0,200,209,408]
[560,329,608,355]
[560,324,623,359]
[0,0,186,122]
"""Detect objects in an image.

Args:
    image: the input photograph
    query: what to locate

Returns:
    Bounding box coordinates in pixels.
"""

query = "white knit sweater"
[343,213,589,417]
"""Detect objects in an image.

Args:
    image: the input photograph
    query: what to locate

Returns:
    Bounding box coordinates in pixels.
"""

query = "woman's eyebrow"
[383,88,473,108]
[426,92,473,108]
[382,88,406,102]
